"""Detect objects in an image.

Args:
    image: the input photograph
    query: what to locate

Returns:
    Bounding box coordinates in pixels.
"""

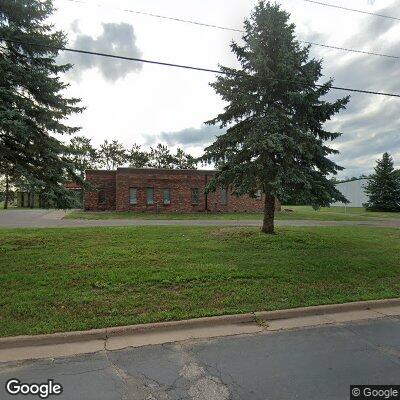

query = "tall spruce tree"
[364,153,400,212]
[0,0,84,208]
[202,1,349,233]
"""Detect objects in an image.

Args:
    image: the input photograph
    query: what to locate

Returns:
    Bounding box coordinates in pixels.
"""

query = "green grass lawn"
[65,206,400,221]
[1,225,399,337]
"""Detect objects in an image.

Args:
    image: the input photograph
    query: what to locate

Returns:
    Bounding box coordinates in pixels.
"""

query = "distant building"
[16,191,43,208]
[16,182,82,208]
[332,178,368,208]
[84,168,281,213]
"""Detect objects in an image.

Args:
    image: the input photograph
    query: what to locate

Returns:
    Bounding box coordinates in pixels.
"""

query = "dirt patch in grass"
[0,236,51,250]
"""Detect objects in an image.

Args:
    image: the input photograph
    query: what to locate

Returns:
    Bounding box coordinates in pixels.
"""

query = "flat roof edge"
[86,168,216,174]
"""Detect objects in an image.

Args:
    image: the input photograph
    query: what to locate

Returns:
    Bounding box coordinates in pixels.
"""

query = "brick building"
[84,168,280,213]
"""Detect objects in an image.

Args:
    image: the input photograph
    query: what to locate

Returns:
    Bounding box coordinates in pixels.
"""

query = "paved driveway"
[0,209,70,228]
[1,208,400,229]
[1,209,400,229]
[1,317,400,399]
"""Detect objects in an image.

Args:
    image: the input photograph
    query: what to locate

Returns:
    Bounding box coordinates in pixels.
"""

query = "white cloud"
[60,21,142,81]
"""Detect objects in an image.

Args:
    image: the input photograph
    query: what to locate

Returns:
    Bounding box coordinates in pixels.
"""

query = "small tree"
[202,1,348,233]
[173,148,197,169]
[128,144,150,168]
[364,153,400,212]
[149,144,175,169]
[68,136,98,178]
[99,140,127,170]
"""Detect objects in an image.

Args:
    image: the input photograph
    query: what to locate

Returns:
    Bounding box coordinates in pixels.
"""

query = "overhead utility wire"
[62,0,399,60]
[304,0,400,21]
[2,37,400,98]
[63,0,243,32]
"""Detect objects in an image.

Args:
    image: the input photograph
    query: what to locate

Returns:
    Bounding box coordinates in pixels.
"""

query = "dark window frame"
[220,187,228,205]
[146,187,155,205]
[163,188,171,205]
[191,188,200,205]
[129,187,138,205]
[98,189,107,205]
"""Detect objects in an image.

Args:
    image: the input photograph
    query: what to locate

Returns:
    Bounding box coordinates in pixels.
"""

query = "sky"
[51,0,400,178]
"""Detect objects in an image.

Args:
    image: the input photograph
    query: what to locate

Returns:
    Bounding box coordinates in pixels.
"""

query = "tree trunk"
[4,174,9,209]
[261,192,275,234]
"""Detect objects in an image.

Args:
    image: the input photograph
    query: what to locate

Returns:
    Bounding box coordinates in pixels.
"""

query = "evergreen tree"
[202,1,348,233]
[149,143,175,169]
[0,0,84,208]
[364,153,400,212]
[128,144,150,168]
[173,148,197,169]
[99,139,127,170]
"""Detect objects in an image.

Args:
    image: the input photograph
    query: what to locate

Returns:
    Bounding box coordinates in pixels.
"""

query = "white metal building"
[332,178,369,208]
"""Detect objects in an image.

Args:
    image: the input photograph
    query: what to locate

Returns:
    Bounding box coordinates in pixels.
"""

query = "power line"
[63,0,243,33]
[0,37,228,75]
[62,0,399,60]
[2,36,400,98]
[301,41,399,59]
[304,0,400,21]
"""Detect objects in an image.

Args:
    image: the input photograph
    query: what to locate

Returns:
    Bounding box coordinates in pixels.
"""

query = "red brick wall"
[115,169,212,212]
[84,168,281,213]
[84,170,116,211]
[206,190,275,213]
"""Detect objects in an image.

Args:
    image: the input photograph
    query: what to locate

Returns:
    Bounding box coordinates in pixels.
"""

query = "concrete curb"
[1,298,399,350]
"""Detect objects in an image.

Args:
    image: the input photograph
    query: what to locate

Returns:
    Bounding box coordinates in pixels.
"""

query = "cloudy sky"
[52,0,400,178]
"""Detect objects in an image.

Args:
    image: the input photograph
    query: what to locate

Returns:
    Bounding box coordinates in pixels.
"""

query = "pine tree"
[99,140,127,170]
[0,0,84,208]
[149,144,175,169]
[173,148,197,169]
[68,136,98,178]
[202,1,349,233]
[128,144,150,168]
[364,153,400,212]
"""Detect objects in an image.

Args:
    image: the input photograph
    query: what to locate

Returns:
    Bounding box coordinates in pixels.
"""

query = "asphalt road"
[1,317,399,399]
[1,209,400,228]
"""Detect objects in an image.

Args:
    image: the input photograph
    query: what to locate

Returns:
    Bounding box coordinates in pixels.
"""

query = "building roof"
[86,168,216,175]
[65,181,82,190]
[335,177,369,185]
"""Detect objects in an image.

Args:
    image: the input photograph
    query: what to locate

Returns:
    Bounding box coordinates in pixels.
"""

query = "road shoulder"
[1,298,399,363]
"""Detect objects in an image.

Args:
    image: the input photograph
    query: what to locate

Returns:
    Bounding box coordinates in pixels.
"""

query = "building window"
[163,188,171,205]
[129,188,138,205]
[221,188,228,205]
[191,188,199,205]
[256,189,262,199]
[98,189,106,204]
[146,187,154,205]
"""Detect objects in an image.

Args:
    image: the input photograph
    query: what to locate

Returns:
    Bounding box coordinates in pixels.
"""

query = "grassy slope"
[64,206,400,221]
[1,226,399,337]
